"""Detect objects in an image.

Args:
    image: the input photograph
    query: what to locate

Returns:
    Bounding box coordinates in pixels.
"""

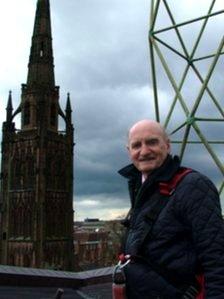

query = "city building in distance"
[74,218,124,271]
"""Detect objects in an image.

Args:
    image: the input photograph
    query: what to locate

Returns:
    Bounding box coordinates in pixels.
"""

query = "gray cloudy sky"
[0,0,223,220]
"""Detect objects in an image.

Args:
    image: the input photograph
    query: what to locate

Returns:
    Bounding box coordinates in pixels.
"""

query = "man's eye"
[131,143,141,149]
[146,139,158,146]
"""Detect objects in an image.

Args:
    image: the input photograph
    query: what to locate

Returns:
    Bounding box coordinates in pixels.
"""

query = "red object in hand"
[112,282,127,299]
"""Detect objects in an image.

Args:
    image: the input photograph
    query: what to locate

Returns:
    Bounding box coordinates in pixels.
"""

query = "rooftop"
[0,265,114,298]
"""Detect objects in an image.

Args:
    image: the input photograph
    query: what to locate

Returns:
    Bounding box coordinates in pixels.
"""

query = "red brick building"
[74,219,124,271]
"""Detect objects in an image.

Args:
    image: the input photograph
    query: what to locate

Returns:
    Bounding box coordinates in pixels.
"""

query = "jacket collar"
[118,155,181,183]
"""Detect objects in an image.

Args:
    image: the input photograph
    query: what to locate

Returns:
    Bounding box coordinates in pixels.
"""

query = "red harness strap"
[196,274,205,299]
[159,168,192,195]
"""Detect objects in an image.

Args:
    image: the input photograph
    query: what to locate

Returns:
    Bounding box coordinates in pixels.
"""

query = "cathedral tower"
[0,0,74,270]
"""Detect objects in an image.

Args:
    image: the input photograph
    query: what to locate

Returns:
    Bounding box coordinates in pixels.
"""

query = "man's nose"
[140,143,151,155]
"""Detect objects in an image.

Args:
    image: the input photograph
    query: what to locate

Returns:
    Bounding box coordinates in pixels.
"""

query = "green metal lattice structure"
[149,0,224,197]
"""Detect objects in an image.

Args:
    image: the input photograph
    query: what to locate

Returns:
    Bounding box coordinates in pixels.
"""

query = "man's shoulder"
[179,168,212,182]
[177,168,218,194]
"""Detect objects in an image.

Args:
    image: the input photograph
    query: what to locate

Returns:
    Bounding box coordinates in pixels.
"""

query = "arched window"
[9,254,15,266]
[54,158,66,190]
[24,206,32,238]
[46,156,53,189]
[18,206,24,236]
[23,254,31,267]
[40,41,44,57]
[23,102,30,126]
[11,159,21,189]
[50,103,56,126]
[26,157,35,188]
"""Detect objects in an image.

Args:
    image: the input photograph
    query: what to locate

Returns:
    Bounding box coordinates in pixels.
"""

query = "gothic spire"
[26,0,55,88]
[66,93,72,113]
[66,92,72,124]
[6,90,13,122]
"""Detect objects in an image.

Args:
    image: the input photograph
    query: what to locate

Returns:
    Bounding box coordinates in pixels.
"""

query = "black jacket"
[119,155,224,299]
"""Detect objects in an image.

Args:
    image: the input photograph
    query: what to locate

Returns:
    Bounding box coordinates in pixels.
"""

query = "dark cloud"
[52,0,152,219]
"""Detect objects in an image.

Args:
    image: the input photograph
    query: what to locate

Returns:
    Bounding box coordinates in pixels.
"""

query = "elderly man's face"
[127,121,170,177]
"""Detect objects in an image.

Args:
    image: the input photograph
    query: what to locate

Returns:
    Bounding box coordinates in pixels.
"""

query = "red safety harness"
[113,168,205,299]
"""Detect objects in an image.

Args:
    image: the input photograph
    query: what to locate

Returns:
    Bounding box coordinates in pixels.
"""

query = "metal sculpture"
[149,0,224,197]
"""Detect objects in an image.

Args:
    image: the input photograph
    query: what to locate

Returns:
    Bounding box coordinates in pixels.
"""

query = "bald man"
[118,119,224,299]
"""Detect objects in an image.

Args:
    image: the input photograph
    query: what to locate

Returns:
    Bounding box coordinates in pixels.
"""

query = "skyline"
[0,0,223,220]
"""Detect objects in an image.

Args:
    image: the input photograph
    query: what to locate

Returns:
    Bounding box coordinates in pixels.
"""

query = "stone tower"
[0,0,74,270]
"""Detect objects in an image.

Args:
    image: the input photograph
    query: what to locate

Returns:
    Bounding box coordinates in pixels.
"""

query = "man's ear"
[166,139,171,152]
[126,144,131,157]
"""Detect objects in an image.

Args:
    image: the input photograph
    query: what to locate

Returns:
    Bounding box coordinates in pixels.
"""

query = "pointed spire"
[6,90,13,122]
[66,93,72,113]
[65,92,72,126]
[27,0,55,88]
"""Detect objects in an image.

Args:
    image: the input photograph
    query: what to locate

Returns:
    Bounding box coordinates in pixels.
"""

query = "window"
[23,102,30,126]
[50,103,56,126]
[40,41,44,57]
